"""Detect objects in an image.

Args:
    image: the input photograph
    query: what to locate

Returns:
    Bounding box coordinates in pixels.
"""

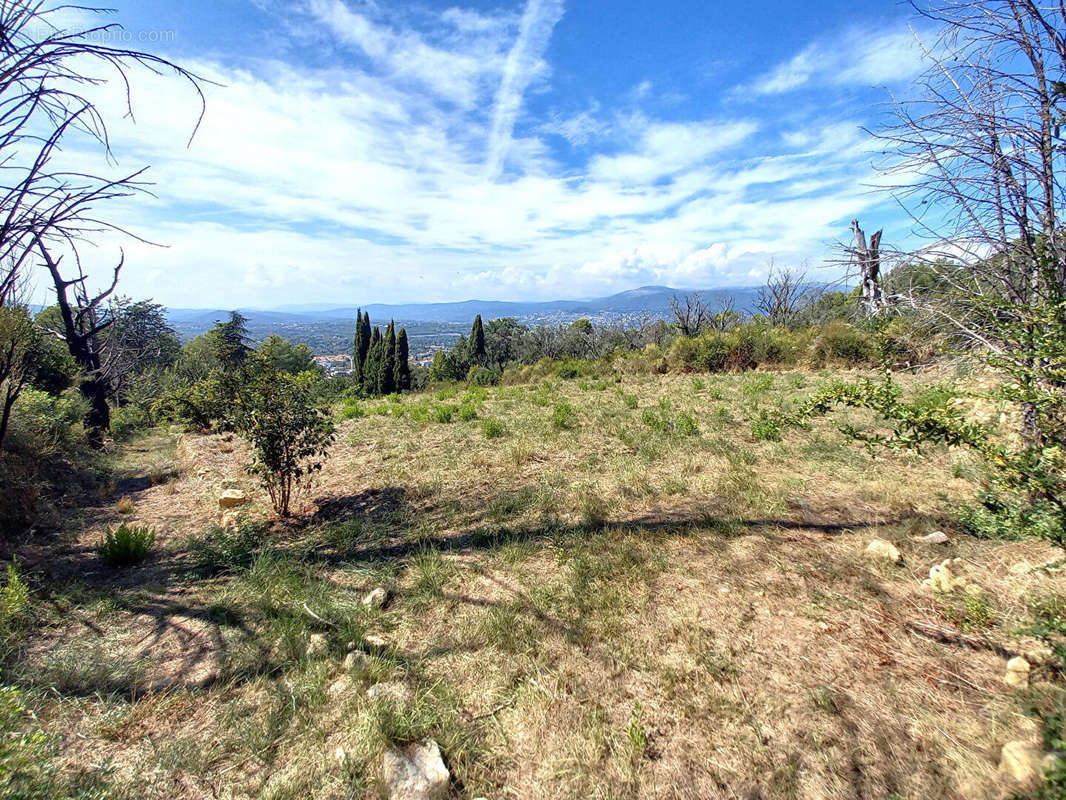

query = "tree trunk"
[81,376,111,447]
[852,219,884,314]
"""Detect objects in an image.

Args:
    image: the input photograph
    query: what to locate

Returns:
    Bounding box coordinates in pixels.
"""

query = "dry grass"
[7,368,1066,799]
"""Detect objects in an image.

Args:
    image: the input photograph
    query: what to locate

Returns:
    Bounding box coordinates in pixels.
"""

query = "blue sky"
[60,0,935,307]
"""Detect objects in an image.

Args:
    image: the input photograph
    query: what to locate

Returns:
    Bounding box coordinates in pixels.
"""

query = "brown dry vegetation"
[8,368,1066,799]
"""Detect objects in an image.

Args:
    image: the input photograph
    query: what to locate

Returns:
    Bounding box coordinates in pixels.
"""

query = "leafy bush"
[223,369,336,517]
[751,410,782,442]
[189,523,263,574]
[338,397,365,420]
[555,361,580,380]
[433,404,456,423]
[96,523,156,565]
[642,398,699,436]
[457,403,477,422]
[466,366,499,386]
[811,322,876,365]
[481,418,507,439]
[551,402,577,430]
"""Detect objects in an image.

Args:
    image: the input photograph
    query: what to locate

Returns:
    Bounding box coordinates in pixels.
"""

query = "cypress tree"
[353,309,366,390]
[396,328,411,391]
[470,314,486,366]
[364,327,383,396]
[378,321,396,395]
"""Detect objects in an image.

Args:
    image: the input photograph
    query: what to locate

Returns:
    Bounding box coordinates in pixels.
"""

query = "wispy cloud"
[749,27,926,95]
[484,0,565,179]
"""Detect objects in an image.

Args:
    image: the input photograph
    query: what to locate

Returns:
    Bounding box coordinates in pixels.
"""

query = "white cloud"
[750,27,926,95]
[484,0,565,178]
[36,6,905,308]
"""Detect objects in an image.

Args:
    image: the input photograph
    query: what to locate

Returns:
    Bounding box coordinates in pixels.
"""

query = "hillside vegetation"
[3,368,1065,799]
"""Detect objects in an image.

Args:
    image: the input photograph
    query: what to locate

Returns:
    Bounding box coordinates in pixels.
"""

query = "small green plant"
[0,562,29,652]
[940,590,996,631]
[481,418,507,439]
[96,523,155,565]
[338,397,365,419]
[551,402,577,430]
[690,377,705,391]
[623,394,638,409]
[457,403,477,422]
[189,523,264,575]
[751,409,782,442]
[433,404,456,423]
[625,701,648,763]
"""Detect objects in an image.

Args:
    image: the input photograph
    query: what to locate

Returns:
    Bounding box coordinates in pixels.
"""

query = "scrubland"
[5,367,1065,799]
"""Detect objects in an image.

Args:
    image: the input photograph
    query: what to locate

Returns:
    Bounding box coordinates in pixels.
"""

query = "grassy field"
[6,368,1066,799]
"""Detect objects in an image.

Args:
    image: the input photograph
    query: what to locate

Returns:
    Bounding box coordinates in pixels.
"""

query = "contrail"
[484,0,565,180]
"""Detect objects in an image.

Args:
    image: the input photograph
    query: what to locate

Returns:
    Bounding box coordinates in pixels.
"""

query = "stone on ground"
[327,675,353,698]
[306,633,329,659]
[343,650,368,671]
[381,739,449,800]
[919,530,950,544]
[999,740,1053,785]
[367,682,414,704]
[218,489,248,509]
[1004,656,1031,689]
[922,559,963,593]
[864,539,901,564]
[362,587,388,608]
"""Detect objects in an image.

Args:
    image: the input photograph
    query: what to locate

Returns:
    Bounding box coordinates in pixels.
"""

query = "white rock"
[381,739,450,800]
[343,651,368,671]
[1004,656,1031,689]
[218,489,248,509]
[1025,646,1054,666]
[362,587,388,609]
[365,634,389,648]
[864,539,901,564]
[999,740,1055,784]
[220,510,242,531]
[919,531,950,544]
[367,682,413,704]
[327,675,353,698]
[922,559,963,593]
[306,633,328,659]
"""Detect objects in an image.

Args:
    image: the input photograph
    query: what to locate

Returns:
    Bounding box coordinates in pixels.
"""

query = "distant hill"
[165,285,764,354]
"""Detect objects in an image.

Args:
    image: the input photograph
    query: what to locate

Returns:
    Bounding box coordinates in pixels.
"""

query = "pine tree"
[396,328,411,391]
[470,314,486,366]
[378,321,396,395]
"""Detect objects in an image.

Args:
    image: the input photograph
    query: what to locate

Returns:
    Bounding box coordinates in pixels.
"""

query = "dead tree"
[877,0,1066,447]
[0,1,204,443]
[755,263,811,327]
[850,219,885,314]
[669,292,711,336]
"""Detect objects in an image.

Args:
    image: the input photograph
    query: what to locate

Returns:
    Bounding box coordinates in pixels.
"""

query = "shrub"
[551,402,577,430]
[623,394,638,409]
[116,496,133,514]
[189,523,263,574]
[481,418,507,439]
[433,404,456,423]
[109,404,150,440]
[555,361,580,380]
[811,322,875,365]
[223,369,335,517]
[96,523,156,565]
[466,366,499,386]
[751,410,782,442]
[338,397,365,420]
[457,403,477,422]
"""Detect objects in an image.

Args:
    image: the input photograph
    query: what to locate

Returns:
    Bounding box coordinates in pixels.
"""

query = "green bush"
[457,403,477,422]
[338,397,365,420]
[96,523,156,565]
[551,402,577,430]
[466,366,499,386]
[109,404,151,441]
[623,394,638,409]
[751,410,782,442]
[481,418,507,439]
[189,523,263,575]
[433,404,456,423]
[811,322,876,365]
[555,361,580,380]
